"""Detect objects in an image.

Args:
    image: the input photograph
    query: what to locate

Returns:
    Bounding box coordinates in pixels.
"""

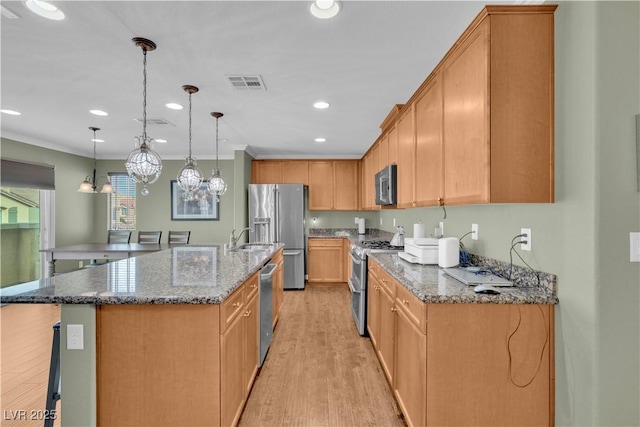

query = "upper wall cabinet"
[366,5,556,208]
[252,160,309,185]
[308,160,359,211]
[441,6,556,204]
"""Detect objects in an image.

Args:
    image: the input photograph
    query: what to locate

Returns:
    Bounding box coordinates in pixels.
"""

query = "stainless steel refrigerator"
[249,184,305,290]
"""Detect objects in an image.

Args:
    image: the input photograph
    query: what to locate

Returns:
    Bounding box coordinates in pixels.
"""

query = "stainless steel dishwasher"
[259,263,277,366]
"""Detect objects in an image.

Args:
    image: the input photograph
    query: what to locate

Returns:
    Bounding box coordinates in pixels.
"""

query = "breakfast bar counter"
[1,244,284,427]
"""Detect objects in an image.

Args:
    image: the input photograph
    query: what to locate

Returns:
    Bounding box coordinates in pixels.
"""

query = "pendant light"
[207,112,227,201]
[124,37,162,196]
[177,85,204,195]
[78,127,114,194]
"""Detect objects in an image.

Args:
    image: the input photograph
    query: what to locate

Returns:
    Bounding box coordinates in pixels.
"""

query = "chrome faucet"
[229,227,252,250]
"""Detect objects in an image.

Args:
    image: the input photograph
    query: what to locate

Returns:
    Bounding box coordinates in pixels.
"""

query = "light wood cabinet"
[441,6,555,204]
[307,238,344,283]
[252,160,309,185]
[333,161,359,210]
[308,161,334,210]
[378,134,389,170]
[396,105,415,208]
[388,125,398,166]
[414,73,443,207]
[367,259,555,427]
[252,160,283,184]
[97,272,261,427]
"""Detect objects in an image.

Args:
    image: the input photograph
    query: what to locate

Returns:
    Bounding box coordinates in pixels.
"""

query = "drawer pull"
[402,299,409,305]
[233,302,241,308]
[391,308,397,312]
[244,310,251,317]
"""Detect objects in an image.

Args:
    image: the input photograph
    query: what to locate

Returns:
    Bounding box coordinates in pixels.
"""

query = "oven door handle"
[348,252,363,265]
[347,278,359,293]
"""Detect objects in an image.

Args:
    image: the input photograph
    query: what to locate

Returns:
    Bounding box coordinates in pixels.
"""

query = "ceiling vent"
[225,75,266,91]
[133,118,175,126]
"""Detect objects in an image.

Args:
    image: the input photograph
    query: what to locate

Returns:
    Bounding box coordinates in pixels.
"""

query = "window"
[108,173,136,230]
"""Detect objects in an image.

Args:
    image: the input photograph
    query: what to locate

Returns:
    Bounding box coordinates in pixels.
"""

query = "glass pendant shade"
[124,37,162,196]
[100,181,114,194]
[207,169,227,201]
[176,85,204,194]
[78,178,95,193]
[208,112,226,201]
[178,158,204,193]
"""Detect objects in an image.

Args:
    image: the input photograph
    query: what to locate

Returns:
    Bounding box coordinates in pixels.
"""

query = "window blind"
[0,159,55,190]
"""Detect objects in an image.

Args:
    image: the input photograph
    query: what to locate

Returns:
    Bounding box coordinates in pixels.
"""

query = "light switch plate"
[67,324,84,350]
[630,232,640,262]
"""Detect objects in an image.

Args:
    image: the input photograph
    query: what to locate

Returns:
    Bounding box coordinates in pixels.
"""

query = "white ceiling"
[1,1,518,161]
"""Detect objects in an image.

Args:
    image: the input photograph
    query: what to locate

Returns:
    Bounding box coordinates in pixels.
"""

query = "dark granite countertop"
[370,253,558,305]
[0,244,283,305]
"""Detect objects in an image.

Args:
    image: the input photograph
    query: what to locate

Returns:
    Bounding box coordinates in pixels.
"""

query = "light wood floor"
[1,303,61,427]
[239,285,405,427]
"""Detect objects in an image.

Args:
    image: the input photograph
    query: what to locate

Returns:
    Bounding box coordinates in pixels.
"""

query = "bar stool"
[168,231,190,245]
[44,321,61,427]
[137,231,162,244]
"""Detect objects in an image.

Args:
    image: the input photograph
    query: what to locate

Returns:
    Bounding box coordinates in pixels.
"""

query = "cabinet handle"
[390,308,397,312]
[244,310,251,317]
[251,284,257,288]
[233,302,241,308]
[402,299,409,305]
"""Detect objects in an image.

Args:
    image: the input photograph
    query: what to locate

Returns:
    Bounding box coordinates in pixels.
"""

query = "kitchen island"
[0,244,284,427]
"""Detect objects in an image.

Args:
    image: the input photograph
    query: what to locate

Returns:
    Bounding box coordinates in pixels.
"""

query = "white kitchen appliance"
[398,237,439,264]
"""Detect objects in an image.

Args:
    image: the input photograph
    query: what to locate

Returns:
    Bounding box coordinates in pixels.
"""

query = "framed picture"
[170,180,219,221]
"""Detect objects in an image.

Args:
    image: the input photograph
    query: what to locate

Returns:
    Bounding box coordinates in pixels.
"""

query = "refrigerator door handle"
[283,250,302,256]
[274,187,279,243]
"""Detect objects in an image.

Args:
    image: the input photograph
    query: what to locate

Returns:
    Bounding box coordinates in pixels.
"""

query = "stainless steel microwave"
[375,164,397,206]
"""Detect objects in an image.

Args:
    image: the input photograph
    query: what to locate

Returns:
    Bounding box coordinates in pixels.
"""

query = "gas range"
[351,240,404,259]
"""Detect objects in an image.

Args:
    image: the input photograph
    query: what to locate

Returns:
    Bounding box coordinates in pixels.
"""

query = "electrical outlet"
[439,221,444,236]
[630,232,640,262]
[78,261,84,268]
[67,324,84,350]
[380,217,383,226]
[471,223,479,240]
[520,228,532,251]
[393,218,396,227]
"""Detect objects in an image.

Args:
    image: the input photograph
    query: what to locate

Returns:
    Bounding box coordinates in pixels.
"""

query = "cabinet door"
[367,271,381,349]
[252,161,282,184]
[221,310,245,427]
[388,125,398,166]
[244,292,259,394]
[443,20,490,204]
[308,161,334,210]
[282,160,309,185]
[371,142,380,174]
[426,304,552,426]
[396,105,415,208]
[414,74,443,207]
[334,161,359,210]
[394,305,427,427]
[379,134,389,169]
[362,152,374,209]
[308,239,343,282]
[378,286,395,385]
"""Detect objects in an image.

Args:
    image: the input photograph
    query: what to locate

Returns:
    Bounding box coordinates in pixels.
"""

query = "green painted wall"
[93,157,237,245]
[1,138,95,273]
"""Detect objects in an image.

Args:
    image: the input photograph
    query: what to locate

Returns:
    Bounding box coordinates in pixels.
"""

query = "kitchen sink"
[236,243,275,252]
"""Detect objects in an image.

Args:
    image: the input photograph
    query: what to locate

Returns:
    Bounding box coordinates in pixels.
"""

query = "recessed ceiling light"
[220,138,229,143]
[90,109,108,116]
[0,109,22,115]
[315,138,326,143]
[313,101,330,109]
[24,0,65,20]
[155,139,168,143]
[165,103,183,110]
[310,0,340,19]
[91,138,104,143]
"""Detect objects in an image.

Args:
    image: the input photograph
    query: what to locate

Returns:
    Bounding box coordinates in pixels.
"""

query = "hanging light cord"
[141,48,148,142]
[188,91,192,158]
[215,116,220,169]
[92,129,97,171]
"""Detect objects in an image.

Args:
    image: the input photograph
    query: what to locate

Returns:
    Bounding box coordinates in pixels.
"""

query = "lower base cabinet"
[97,272,261,427]
[367,260,554,427]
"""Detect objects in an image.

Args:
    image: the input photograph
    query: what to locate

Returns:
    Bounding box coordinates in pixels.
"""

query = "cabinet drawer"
[221,286,244,332]
[377,267,396,298]
[368,260,380,279]
[245,272,259,303]
[396,284,426,334]
[309,238,343,248]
